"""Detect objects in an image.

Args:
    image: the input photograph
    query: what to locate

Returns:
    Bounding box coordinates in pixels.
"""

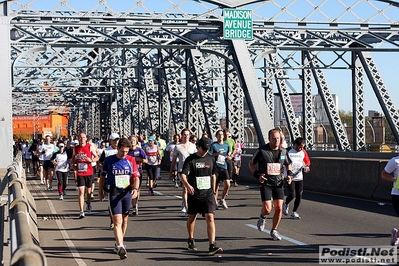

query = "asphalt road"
[26,173,399,266]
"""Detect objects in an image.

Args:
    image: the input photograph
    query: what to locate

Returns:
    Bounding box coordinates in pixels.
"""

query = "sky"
[10,0,399,114]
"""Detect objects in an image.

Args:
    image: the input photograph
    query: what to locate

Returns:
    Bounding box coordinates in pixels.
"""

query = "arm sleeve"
[303,149,311,166]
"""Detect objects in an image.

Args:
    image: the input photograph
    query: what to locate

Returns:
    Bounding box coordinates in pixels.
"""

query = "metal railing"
[1,153,47,266]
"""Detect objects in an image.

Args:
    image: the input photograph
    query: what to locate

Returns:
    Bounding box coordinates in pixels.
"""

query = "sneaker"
[291,211,300,219]
[181,202,187,213]
[117,246,127,260]
[135,204,138,216]
[157,176,162,180]
[256,213,266,231]
[110,222,114,230]
[282,202,289,216]
[90,193,94,199]
[270,230,282,241]
[148,189,154,196]
[113,243,118,254]
[79,211,85,219]
[187,239,197,251]
[174,182,179,188]
[86,203,92,213]
[391,228,399,246]
[59,195,63,200]
[63,190,67,196]
[153,182,158,188]
[219,199,228,209]
[208,244,223,256]
[234,182,238,187]
[40,180,45,185]
[131,207,137,216]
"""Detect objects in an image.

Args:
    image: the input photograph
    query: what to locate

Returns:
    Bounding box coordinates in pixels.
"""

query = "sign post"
[223,9,253,40]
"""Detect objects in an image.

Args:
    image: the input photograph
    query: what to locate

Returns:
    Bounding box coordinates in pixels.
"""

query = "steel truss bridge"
[2,0,399,165]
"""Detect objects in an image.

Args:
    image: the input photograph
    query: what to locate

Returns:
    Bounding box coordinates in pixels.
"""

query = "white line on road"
[245,224,309,246]
[38,188,87,266]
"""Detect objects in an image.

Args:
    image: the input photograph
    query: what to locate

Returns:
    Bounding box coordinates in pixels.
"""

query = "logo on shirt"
[196,162,206,168]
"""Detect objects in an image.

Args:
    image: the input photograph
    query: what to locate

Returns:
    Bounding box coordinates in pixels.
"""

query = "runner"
[98,137,140,260]
[181,137,223,256]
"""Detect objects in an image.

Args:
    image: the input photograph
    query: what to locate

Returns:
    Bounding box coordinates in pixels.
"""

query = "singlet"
[288,148,305,181]
[145,145,159,166]
[74,143,93,176]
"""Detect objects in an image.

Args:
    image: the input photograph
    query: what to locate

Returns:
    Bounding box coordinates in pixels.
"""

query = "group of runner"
[18,127,313,260]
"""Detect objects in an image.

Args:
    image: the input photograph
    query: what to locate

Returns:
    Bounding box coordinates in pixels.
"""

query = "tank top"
[74,143,93,176]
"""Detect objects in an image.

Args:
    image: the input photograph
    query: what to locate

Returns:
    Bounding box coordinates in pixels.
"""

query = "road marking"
[38,188,87,266]
[245,224,309,246]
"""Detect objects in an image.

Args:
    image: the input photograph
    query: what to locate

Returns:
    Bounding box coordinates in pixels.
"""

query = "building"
[13,112,68,139]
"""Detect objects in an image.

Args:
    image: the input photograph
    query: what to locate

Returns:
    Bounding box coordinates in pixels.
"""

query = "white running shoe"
[256,213,266,231]
[291,211,300,219]
[391,228,399,246]
[219,199,228,209]
[270,230,282,241]
[282,202,289,216]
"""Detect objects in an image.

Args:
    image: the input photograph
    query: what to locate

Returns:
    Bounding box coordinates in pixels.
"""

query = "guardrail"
[0,153,47,266]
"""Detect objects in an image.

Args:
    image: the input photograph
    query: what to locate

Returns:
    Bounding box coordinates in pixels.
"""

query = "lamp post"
[320,124,328,149]
[367,120,376,143]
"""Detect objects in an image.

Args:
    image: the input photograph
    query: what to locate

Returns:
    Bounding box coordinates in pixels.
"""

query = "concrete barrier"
[236,149,397,201]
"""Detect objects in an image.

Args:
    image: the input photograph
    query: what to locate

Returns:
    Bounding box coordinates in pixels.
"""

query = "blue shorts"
[109,191,132,215]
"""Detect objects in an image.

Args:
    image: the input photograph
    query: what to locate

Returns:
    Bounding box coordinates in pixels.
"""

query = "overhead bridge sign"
[223,9,253,40]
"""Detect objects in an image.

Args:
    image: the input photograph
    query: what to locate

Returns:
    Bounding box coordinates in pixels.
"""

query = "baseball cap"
[148,136,155,141]
[58,143,65,147]
[196,137,211,151]
[109,133,120,140]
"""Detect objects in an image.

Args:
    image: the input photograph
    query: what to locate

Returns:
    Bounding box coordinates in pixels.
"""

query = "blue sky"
[11,0,399,114]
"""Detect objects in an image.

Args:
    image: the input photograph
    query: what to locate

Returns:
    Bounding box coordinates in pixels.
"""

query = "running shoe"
[148,189,154,196]
[153,182,158,188]
[90,193,94,199]
[208,244,223,256]
[174,182,179,188]
[63,190,67,196]
[391,228,399,246]
[59,195,63,200]
[181,202,187,213]
[117,246,127,260]
[282,202,289,216]
[291,211,300,219]
[79,211,85,219]
[131,207,137,216]
[256,213,266,231]
[110,222,114,230]
[219,199,228,209]
[113,243,118,254]
[86,203,92,213]
[187,238,197,251]
[270,230,282,241]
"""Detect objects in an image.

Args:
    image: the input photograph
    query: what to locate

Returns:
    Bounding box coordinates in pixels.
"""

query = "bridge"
[1,0,399,169]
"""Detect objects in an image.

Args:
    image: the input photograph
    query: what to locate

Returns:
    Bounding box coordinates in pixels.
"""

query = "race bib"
[78,163,88,172]
[115,175,130,188]
[216,155,226,165]
[196,176,211,190]
[267,163,280,175]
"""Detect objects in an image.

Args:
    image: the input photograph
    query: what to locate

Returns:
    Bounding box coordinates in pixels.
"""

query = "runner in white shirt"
[168,128,197,215]
[282,137,310,220]
[51,143,69,200]
[38,135,56,189]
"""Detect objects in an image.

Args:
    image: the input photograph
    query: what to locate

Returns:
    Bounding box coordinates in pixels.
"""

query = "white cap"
[109,133,120,140]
